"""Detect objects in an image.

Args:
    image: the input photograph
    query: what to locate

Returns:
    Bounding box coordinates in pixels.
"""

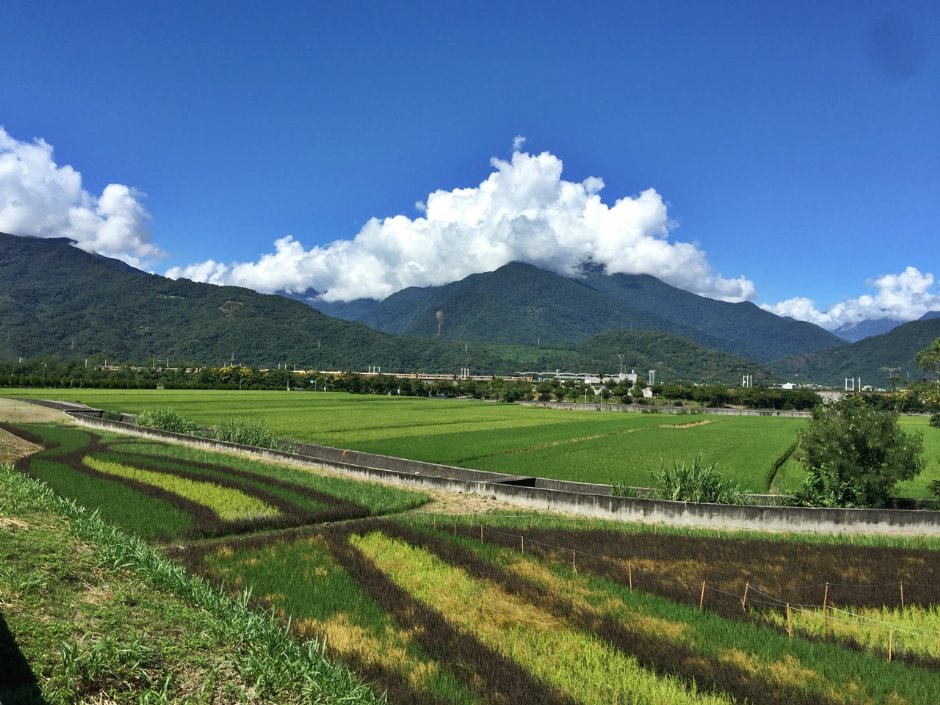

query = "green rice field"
[2,422,428,541]
[177,513,940,705]
[5,388,939,496]
[4,416,940,703]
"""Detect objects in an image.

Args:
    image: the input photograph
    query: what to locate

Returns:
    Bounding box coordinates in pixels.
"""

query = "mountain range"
[2,232,938,387]
[771,317,940,388]
[293,261,843,363]
[0,233,761,381]
[831,311,940,343]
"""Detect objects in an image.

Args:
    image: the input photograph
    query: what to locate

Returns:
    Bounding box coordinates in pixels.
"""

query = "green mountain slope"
[772,318,940,387]
[0,233,763,382]
[352,262,842,362]
[361,262,697,343]
[0,233,452,370]
[582,270,844,361]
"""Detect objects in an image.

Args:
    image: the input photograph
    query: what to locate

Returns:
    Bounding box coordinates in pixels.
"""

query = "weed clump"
[212,417,295,453]
[135,407,203,436]
[135,408,295,453]
[614,455,748,504]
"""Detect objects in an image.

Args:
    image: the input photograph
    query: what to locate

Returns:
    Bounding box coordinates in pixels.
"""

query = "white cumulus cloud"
[0,126,161,266]
[167,148,755,303]
[763,266,940,329]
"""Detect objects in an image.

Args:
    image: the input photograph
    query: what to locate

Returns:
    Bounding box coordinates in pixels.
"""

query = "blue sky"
[1,1,938,328]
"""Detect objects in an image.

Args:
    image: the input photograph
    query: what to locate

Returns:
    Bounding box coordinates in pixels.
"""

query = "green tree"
[916,337,940,379]
[792,396,924,508]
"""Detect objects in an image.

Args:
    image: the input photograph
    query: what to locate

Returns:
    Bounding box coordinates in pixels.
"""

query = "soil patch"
[0,428,39,465]
[0,397,73,424]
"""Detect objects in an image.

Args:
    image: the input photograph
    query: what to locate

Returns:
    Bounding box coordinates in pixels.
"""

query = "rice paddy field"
[4,388,939,496]
[3,416,940,703]
[1,422,428,541]
[172,514,940,705]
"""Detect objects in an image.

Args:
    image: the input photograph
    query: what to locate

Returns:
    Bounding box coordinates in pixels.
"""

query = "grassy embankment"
[0,463,382,704]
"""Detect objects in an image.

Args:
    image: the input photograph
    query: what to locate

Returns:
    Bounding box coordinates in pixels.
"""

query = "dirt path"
[0,397,73,464]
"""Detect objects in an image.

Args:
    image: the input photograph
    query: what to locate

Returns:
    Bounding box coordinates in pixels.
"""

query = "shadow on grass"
[0,611,48,704]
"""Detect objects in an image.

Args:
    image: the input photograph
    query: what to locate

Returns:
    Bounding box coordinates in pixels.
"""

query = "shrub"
[212,417,295,453]
[649,455,748,505]
[135,407,202,436]
[929,412,940,429]
[929,479,940,501]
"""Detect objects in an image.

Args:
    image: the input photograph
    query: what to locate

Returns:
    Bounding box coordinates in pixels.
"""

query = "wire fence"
[405,511,940,663]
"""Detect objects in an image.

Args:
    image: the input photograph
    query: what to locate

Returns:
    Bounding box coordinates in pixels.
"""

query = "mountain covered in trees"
[772,317,940,388]
[0,233,762,381]
[302,261,843,362]
[8,231,934,387]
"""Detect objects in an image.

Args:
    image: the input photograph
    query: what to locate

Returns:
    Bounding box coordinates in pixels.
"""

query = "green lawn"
[5,389,938,496]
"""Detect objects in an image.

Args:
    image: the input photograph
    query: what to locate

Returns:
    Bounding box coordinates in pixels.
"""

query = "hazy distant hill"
[832,318,905,342]
[0,233,764,381]
[772,318,940,387]
[310,261,843,362]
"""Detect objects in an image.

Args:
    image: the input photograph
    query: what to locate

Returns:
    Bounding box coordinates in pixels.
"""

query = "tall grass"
[646,455,748,504]
[135,407,203,435]
[211,417,296,453]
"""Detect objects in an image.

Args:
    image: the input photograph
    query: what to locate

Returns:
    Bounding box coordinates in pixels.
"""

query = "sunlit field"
[4,389,938,495]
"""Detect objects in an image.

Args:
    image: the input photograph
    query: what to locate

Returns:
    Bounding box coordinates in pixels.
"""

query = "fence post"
[572,549,577,574]
[699,580,706,611]
[786,603,792,638]
[521,535,525,554]
[742,582,750,613]
[888,629,894,663]
[628,563,633,593]
[480,524,484,544]
[823,582,830,635]
[899,581,904,610]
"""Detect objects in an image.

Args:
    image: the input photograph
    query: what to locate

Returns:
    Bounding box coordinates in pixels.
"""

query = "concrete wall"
[519,401,812,418]
[68,413,940,537]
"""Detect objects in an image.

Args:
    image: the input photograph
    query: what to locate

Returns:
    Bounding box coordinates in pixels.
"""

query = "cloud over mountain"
[763,266,940,329]
[167,148,756,303]
[0,127,161,267]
